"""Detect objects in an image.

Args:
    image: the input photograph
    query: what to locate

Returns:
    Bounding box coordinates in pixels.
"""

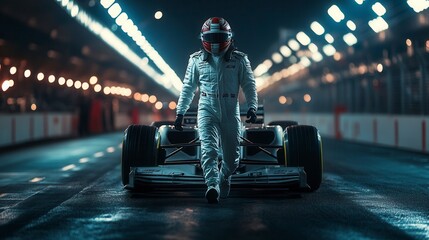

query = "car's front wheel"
[284,125,323,191]
[121,125,159,186]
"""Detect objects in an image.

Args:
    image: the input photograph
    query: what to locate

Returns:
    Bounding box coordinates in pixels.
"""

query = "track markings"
[29,177,45,183]
[326,173,429,239]
[94,152,104,158]
[106,147,115,153]
[79,157,90,163]
[61,164,76,171]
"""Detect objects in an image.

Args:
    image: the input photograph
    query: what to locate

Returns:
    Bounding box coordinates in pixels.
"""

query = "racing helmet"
[200,17,233,55]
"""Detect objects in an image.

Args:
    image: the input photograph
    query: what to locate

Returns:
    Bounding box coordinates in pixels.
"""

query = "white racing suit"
[176,48,258,187]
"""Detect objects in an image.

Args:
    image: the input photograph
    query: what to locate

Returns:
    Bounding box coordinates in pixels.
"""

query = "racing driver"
[174,17,258,203]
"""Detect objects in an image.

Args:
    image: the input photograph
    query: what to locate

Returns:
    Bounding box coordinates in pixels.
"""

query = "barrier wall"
[0,113,75,147]
[1,112,428,153]
[267,112,429,153]
[0,112,153,147]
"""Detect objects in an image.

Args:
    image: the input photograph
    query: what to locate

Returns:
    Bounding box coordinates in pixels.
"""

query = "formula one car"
[121,106,323,192]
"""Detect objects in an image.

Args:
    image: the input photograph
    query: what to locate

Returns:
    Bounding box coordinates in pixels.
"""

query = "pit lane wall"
[266,113,429,153]
[0,112,157,148]
[1,112,428,153]
[0,113,76,147]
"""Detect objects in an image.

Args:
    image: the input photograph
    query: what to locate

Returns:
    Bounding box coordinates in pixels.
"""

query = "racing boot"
[219,173,231,199]
[205,185,220,204]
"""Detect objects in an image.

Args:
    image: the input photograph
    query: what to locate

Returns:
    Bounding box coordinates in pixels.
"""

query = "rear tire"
[285,125,323,191]
[268,121,298,130]
[121,125,159,186]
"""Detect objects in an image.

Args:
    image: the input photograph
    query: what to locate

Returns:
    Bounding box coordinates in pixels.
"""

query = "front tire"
[285,125,323,191]
[121,125,159,186]
[268,120,298,130]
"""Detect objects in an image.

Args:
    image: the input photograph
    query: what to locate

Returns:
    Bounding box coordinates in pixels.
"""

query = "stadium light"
[347,20,357,31]
[343,33,358,46]
[325,33,334,43]
[296,32,311,46]
[288,39,300,51]
[279,45,292,57]
[271,52,283,64]
[308,43,318,53]
[100,0,114,9]
[355,0,365,5]
[328,5,345,23]
[310,21,325,35]
[372,2,387,16]
[115,12,128,26]
[407,0,429,12]
[108,3,121,18]
[311,52,323,62]
[368,17,389,33]
[323,44,336,56]
[56,0,183,95]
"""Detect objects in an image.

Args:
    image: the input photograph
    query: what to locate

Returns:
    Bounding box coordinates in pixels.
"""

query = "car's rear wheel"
[121,125,159,186]
[268,120,298,130]
[285,125,323,191]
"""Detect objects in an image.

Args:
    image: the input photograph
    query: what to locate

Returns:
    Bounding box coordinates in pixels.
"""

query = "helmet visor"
[201,32,231,43]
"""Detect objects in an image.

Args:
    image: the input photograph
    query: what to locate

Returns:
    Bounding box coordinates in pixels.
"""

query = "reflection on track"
[0,132,428,239]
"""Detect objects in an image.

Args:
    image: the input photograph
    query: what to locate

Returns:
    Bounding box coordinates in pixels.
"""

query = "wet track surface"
[0,132,428,239]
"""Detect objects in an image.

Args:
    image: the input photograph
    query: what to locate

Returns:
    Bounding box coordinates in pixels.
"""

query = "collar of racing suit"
[201,45,236,62]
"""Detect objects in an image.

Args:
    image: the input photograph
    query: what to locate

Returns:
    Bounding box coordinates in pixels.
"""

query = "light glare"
[108,3,122,18]
[94,84,102,92]
[89,76,98,84]
[372,2,387,16]
[271,52,283,64]
[368,17,389,33]
[325,34,334,43]
[279,45,292,57]
[24,69,31,78]
[310,21,325,35]
[37,73,44,81]
[296,32,311,46]
[2,81,10,91]
[100,0,114,9]
[304,94,312,103]
[66,79,73,87]
[155,101,163,110]
[82,82,89,90]
[115,12,128,26]
[347,20,357,31]
[58,77,66,85]
[323,44,336,56]
[168,101,177,110]
[154,11,163,20]
[327,5,345,23]
[9,66,17,75]
[343,33,358,46]
[149,95,157,103]
[288,39,300,51]
[407,0,429,13]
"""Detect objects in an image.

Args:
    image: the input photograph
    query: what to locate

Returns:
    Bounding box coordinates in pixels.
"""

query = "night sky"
[115,0,330,78]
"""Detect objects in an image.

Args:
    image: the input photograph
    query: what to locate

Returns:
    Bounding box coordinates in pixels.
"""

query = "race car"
[121,106,323,192]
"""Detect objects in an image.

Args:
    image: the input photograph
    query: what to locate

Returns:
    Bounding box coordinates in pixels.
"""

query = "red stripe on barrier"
[394,119,398,147]
[373,119,378,143]
[11,117,16,144]
[29,116,34,140]
[422,120,426,152]
[44,114,48,138]
[62,115,66,135]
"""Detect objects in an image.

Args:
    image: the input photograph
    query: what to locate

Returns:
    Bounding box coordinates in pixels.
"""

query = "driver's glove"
[245,108,257,123]
[174,114,184,131]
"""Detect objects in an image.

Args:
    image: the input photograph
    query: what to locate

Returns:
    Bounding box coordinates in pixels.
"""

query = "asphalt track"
[0,132,428,239]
